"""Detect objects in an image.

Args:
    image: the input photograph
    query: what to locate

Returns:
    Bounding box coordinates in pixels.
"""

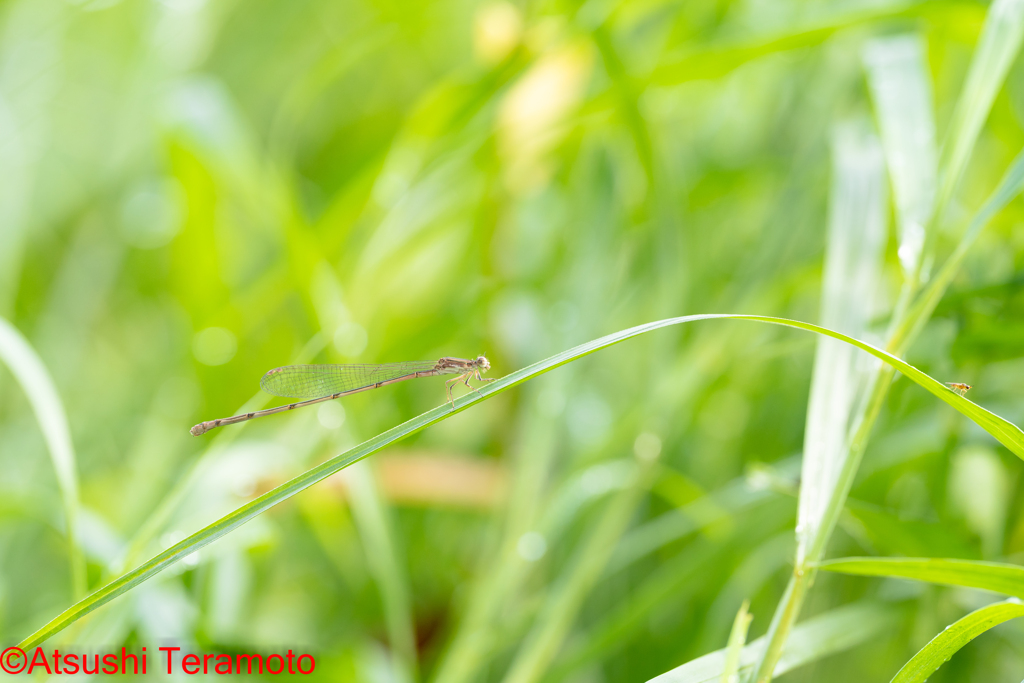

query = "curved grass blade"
[935,0,1024,215]
[818,557,1024,597]
[648,601,898,683]
[0,316,86,600]
[729,318,1024,459]
[890,599,1024,683]
[17,313,1024,650]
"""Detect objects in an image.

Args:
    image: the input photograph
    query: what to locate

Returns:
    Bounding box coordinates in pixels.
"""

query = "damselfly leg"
[445,369,497,406]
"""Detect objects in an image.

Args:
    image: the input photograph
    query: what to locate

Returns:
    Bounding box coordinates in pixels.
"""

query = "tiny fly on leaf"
[945,382,972,397]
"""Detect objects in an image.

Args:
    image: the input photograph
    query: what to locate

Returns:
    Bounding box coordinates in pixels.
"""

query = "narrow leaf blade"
[891,599,1024,683]
[936,0,1024,213]
[819,557,1024,598]
[721,600,753,683]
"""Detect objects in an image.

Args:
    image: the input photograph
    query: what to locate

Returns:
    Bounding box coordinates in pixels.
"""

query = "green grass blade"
[842,504,979,558]
[345,462,418,682]
[890,599,1024,683]
[550,482,796,679]
[863,34,937,277]
[796,123,888,565]
[429,390,563,683]
[648,601,899,683]
[751,11,1024,664]
[752,124,889,682]
[611,459,798,572]
[818,557,1024,597]
[554,542,724,678]
[648,2,952,87]
[751,117,1024,683]
[773,601,898,675]
[17,313,1024,650]
[721,600,752,683]
[893,144,1024,354]
[501,455,659,683]
[935,0,1024,215]
[0,316,86,600]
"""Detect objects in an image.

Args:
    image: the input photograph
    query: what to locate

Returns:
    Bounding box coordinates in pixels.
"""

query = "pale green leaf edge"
[17,313,1024,651]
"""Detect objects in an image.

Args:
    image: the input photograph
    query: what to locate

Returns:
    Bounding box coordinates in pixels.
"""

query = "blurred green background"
[3,0,1024,680]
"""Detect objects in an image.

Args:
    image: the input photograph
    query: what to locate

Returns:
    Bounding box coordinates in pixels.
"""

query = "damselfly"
[191,356,494,436]
[945,382,972,397]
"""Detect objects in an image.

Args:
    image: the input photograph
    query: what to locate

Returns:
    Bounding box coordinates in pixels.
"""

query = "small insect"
[945,382,972,397]
[190,356,495,436]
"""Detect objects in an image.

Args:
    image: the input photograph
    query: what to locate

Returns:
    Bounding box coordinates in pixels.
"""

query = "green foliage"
[17,313,1013,649]
[890,600,1024,683]
[5,0,1024,681]
[821,558,1024,681]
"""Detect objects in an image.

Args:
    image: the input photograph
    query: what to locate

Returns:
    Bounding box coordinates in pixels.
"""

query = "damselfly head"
[476,355,490,371]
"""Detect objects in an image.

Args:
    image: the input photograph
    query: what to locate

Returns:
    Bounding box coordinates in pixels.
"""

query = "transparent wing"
[259,361,439,399]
